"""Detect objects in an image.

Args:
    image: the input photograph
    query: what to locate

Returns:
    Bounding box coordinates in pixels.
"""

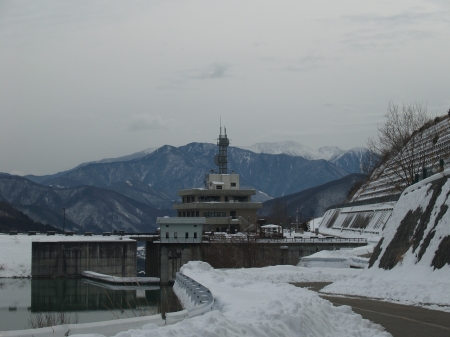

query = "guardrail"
[168,272,214,324]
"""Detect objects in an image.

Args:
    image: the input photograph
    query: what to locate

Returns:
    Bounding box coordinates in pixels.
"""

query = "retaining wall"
[319,203,395,235]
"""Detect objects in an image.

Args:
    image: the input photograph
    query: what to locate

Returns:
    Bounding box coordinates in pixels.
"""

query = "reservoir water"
[0,278,182,331]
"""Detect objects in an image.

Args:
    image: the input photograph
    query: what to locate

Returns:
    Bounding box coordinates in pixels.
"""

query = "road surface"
[292,282,450,337]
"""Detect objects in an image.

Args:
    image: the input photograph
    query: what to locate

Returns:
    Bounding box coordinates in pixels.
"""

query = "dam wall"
[32,241,136,278]
[145,239,367,284]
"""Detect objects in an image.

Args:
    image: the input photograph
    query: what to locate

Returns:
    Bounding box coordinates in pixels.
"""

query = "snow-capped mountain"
[239,141,319,160]
[316,146,346,161]
[237,141,368,173]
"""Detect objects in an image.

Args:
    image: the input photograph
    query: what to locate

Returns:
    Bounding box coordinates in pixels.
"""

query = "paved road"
[292,282,450,337]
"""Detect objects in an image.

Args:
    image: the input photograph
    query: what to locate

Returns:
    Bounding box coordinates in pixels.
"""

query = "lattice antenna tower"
[214,118,230,174]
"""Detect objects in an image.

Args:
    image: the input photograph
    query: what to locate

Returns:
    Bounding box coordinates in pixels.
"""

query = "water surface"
[0,278,181,331]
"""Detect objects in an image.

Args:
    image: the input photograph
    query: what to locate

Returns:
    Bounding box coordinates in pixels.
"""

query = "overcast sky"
[1,0,450,175]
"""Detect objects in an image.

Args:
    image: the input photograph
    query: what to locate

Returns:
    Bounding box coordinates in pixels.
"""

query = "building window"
[203,211,226,217]
[185,232,189,239]
[174,232,177,239]
[199,196,220,202]
[166,232,169,239]
[230,211,236,219]
[216,185,222,189]
[231,183,236,187]
[194,232,197,239]
[196,211,199,217]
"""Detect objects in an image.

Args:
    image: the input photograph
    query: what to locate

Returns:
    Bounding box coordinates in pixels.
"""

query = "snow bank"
[298,245,373,268]
[162,261,389,337]
[187,264,362,283]
[322,170,450,310]
[82,271,159,284]
[17,262,386,337]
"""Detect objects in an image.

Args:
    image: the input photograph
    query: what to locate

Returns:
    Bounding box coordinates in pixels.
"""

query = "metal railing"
[205,237,367,244]
[175,273,214,306]
[324,194,401,212]
[166,272,214,324]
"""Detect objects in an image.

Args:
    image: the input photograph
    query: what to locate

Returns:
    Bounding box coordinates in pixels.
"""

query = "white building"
[157,217,205,243]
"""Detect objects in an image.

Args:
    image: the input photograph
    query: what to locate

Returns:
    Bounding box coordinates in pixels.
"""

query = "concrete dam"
[31,235,367,284]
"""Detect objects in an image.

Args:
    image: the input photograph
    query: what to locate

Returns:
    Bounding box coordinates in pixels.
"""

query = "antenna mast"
[214,119,230,174]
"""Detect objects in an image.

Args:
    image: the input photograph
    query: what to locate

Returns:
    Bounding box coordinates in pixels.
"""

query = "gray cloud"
[342,11,439,26]
[340,9,449,50]
[129,114,172,132]
[264,55,326,73]
[188,63,231,80]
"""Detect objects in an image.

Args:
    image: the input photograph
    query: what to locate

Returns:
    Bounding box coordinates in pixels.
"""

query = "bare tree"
[366,102,449,193]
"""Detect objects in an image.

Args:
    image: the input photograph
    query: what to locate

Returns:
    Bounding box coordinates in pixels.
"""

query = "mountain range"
[0,174,168,233]
[24,143,360,204]
[0,141,368,232]
[239,141,368,173]
[0,201,62,233]
[260,173,367,222]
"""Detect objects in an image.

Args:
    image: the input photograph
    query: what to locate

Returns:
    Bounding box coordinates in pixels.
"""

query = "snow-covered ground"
[0,234,133,278]
[298,244,374,268]
[72,262,388,337]
[2,221,449,336]
[321,264,450,312]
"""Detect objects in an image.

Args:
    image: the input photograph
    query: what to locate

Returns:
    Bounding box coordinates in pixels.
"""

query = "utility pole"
[62,207,65,233]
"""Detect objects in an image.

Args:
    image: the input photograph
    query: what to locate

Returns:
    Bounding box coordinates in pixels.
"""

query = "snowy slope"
[322,169,450,309]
